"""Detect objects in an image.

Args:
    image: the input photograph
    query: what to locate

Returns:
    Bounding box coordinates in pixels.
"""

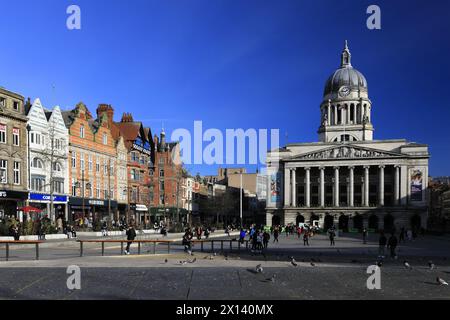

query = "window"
[32,158,44,169]
[12,128,19,146]
[52,162,62,172]
[131,152,138,162]
[96,180,100,198]
[80,125,85,138]
[159,169,164,177]
[149,169,154,176]
[88,181,93,198]
[103,159,108,174]
[103,133,108,145]
[30,132,41,145]
[159,157,164,165]
[80,153,85,170]
[13,162,20,185]
[71,178,77,196]
[0,160,7,184]
[103,181,107,199]
[0,97,5,107]
[159,195,165,205]
[0,124,6,144]
[110,188,114,200]
[131,169,136,181]
[96,157,100,172]
[140,155,145,165]
[53,179,64,194]
[72,152,76,168]
[31,175,45,192]
[110,162,114,175]
[13,101,19,111]
[160,181,165,191]
[88,155,93,172]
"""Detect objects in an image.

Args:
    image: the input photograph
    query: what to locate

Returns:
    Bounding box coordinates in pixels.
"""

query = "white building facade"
[266,42,429,233]
[26,98,69,221]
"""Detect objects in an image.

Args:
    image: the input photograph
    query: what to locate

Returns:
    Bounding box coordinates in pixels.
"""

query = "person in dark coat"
[387,233,398,259]
[182,229,193,253]
[273,227,279,243]
[125,225,137,255]
[328,228,336,246]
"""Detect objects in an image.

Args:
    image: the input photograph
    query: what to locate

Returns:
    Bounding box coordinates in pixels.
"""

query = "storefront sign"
[132,143,151,156]
[0,190,28,199]
[69,197,117,208]
[29,193,68,203]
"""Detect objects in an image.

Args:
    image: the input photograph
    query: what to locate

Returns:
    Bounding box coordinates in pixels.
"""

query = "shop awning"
[18,206,43,213]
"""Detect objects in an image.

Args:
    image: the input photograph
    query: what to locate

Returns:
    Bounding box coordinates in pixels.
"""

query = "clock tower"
[318,41,374,143]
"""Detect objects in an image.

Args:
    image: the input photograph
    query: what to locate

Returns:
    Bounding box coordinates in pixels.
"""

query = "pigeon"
[428,261,435,270]
[290,258,298,267]
[164,259,168,263]
[188,258,196,264]
[187,250,193,256]
[404,261,412,270]
[310,262,316,267]
[437,277,448,286]
[209,255,214,260]
[266,274,276,282]
[213,252,217,257]
[256,264,263,273]
[179,260,187,265]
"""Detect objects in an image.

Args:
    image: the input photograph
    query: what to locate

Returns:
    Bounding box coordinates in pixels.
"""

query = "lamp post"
[26,124,31,193]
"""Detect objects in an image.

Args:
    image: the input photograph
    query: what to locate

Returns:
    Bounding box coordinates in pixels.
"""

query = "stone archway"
[353,214,363,231]
[384,214,395,234]
[272,215,281,226]
[296,214,305,226]
[324,214,334,231]
[368,215,379,230]
[339,215,349,232]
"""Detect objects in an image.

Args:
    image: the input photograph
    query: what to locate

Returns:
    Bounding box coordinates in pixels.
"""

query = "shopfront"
[129,204,149,224]
[28,193,68,221]
[0,190,28,219]
[68,197,118,222]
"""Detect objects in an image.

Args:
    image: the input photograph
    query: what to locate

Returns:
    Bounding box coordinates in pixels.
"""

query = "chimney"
[97,104,114,125]
[121,112,134,123]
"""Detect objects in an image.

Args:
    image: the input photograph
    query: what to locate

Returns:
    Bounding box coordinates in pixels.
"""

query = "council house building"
[265,42,430,233]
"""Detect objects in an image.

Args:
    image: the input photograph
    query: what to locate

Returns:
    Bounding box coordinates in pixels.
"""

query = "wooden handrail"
[0,241,43,261]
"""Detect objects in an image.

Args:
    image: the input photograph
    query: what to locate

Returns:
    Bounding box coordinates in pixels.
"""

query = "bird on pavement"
[437,277,448,286]
[179,260,187,265]
[188,258,196,263]
[266,274,276,283]
[428,261,435,270]
[290,257,298,267]
[404,261,412,270]
[256,264,263,273]
[310,262,316,267]
[376,260,383,267]
[164,259,168,263]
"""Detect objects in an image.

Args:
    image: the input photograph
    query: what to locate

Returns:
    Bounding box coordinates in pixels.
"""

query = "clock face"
[339,86,350,97]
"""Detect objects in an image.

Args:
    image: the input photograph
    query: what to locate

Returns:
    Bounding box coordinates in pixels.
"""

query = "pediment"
[289,145,404,161]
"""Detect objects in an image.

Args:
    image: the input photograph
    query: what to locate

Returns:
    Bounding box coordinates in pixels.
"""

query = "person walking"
[182,229,193,253]
[362,228,368,244]
[387,233,398,259]
[378,232,387,258]
[125,225,137,255]
[303,232,310,246]
[263,231,270,249]
[273,227,279,243]
[328,228,336,246]
[239,229,246,244]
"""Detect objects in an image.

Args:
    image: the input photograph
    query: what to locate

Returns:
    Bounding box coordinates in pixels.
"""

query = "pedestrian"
[125,225,137,255]
[387,233,398,259]
[273,227,279,243]
[204,227,210,239]
[378,232,387,258]
[362,228,368,244]
[399,227,405,243]
[303,232,309,246]
[182,229,193,253]
[297,226,302,239]
[71,225,77,238]
[251,230,258,251]
[256,232,263,251]
[407,229,413,241]
[239,229,246,244]
[263,231,270,249]
[196,226,202,240]
[329,228,335,246]
[101,221,108,237]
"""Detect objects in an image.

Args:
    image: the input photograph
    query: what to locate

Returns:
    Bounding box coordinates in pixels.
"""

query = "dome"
[323,41,368,97]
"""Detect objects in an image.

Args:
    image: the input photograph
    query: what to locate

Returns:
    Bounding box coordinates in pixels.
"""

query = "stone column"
[291,168,297,207]
[327,105,331,126]
[349,166,354,207]
[284,167,291,207]
[394,165,400,206]
[364,166,370,207]
[319,167,325,207]
[379,165,385,206]
[334,105,338,125]
[400,165,408,205]
[305,167,310,208]
[334,166,340,207]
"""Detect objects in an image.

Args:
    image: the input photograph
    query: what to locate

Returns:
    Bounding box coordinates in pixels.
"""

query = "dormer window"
[80,125,85,138]
[0,97,5,107]
[103,133,108,145]
[13,101,19,111]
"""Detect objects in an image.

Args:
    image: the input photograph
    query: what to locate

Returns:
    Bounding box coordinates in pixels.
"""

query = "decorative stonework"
[291,145,402,161]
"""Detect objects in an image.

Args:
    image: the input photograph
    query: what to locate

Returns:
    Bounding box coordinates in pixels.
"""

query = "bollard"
[6,243,9,261]
[35,243,39,260]
[102,242,105,256]
[80,242,83,257]
[138,242,141,255]
[211,241,214,253]
[167,242,170,254]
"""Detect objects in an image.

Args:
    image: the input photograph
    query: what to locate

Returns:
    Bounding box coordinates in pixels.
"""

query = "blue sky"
[1,0,450,176]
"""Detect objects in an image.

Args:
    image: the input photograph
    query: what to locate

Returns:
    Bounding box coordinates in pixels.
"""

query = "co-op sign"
[29,193,68,202]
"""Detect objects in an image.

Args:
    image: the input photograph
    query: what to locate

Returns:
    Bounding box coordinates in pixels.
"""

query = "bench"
[0,241,44,261]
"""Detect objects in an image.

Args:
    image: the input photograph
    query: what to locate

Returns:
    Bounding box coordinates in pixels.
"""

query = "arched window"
[52,162,62,172]
[32,158,44,169]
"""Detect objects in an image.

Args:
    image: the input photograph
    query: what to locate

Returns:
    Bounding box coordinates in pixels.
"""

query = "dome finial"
[341,40,352,68]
